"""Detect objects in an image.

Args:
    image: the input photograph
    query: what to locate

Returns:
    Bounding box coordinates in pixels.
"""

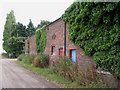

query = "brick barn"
[44,18,93,66]
[25,18,93,67]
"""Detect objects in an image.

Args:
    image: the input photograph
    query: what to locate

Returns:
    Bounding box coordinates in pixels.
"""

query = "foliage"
[33,53,49,68]
[3,10,16,54]
[62,2,120,79]
[16,60,108,88]
[50,56,98,86]
[1,53,9,58]
[13,22,27,37]
[17,54,26,61]
[18,54,35,64]
[36,20,50,29]
[35,26,46,53]
[26,19,35,37]
[52,56,76,81]
[76,61,97,86]
[27,40,30,54]
[7,36,25,58]
[3,10,28,57]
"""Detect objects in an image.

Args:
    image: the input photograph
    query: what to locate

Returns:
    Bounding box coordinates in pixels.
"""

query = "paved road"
[0,58,61,88]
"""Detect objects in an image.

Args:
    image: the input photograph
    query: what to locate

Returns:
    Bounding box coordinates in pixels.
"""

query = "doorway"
[70,49,76,66]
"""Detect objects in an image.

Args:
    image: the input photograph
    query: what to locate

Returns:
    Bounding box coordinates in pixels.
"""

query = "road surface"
[0,58,61,88]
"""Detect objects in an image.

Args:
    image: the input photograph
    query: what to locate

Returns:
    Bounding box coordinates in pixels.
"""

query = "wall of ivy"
[27,40,30,54]
[35,26,46,54]
[62,2,120,79]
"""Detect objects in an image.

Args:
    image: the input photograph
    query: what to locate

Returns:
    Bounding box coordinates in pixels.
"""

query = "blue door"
[71,50,76,66]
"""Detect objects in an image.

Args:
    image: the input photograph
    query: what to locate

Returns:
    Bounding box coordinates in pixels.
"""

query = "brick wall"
[25,34,37,55]
[44,18,94,67]
[44,18,64,65]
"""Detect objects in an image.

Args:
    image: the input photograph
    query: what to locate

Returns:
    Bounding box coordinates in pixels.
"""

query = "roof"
[45,17,61,28]
[25,17,62,40]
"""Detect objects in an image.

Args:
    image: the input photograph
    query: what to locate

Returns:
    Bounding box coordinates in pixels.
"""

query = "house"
[25,34,37,55]
[44,18,93,66]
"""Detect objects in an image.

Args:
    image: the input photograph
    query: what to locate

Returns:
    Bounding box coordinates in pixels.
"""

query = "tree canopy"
[3,10,26,57]
[36,20,50,29]
[26,19,35,37]
[62,2,120,79]
[3,10,16,54]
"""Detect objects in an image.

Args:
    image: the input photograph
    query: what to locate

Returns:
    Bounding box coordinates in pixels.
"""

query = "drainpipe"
[64,22,66,56]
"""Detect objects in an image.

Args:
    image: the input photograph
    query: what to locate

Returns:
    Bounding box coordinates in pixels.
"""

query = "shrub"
[52,56,76,81]
[33,53,49,68]
[17,54,26,61]
[18,54,35,64]
[76,61,97,86]
[50,56,97,86]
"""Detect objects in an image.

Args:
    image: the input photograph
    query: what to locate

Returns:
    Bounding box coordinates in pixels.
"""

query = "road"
[0,58,61,88]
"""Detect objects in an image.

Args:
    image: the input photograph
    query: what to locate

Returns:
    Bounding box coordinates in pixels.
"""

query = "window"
[51,46,55,55]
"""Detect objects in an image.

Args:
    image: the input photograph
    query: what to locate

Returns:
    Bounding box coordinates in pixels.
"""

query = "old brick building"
[25,18,93,67]
[44,18,93,66]
[25,34,37,55]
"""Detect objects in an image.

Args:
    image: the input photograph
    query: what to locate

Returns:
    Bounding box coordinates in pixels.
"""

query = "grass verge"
[15,60,109,88]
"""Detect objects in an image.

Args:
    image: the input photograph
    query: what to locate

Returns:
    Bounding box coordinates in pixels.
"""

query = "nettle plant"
[62,2,120,79]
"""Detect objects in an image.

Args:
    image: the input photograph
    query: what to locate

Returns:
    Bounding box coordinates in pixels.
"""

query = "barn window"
[51,46,55,55]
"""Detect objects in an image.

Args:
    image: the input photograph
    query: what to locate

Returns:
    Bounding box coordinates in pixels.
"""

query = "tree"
[3,10,27,57]
[3,10,16,54]
[36,20,50,29]
[62,2,120,79]
[13,22,27,37]
[7,36,25,57]
[26,19,35,36]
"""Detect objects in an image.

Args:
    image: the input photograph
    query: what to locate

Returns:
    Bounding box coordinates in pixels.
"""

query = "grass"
[15,60,109,88]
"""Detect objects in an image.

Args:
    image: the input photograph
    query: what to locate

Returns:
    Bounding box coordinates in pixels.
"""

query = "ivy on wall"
[27,40,30,54]
[62,2,120,79]
[35,26,46,54]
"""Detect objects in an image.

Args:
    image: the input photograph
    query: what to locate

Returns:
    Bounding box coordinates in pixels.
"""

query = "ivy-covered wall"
[35,26,46,54]
[27,40,30,54]
[62,2,120,79]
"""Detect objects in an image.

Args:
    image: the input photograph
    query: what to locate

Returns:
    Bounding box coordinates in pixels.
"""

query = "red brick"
[44,18,94,67]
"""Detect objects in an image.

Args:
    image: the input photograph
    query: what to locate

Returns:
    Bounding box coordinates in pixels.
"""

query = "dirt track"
[1,59,61,88]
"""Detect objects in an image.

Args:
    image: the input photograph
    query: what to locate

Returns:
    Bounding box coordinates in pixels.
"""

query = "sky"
[0,0,73,53]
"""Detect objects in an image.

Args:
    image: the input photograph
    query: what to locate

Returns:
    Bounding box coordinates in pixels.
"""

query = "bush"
[51,56,76,81]
[18,54,35,64]
[76,61,97,86]
[50,56,97,86]
[23,54,35,64]
[17,54,26,61]
[33,53,49,68]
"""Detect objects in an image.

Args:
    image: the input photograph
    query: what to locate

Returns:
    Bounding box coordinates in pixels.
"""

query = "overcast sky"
[0,0,73,53]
